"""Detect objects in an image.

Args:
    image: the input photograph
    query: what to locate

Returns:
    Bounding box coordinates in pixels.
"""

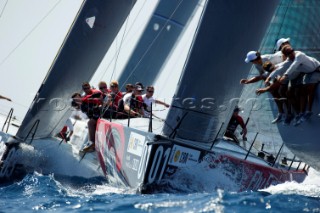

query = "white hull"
[26,138,102,178]
[0,129,103,183]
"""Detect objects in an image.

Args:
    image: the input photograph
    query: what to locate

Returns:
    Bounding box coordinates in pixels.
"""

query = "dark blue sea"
[1,169,319,213]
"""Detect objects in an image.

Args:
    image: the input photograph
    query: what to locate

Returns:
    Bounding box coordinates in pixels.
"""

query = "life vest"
[81,89,105,119]
[226,115,244,133]
[112,91,123,108]
[129,95,143,111]
[59,126,68,139]
[82,89,104,105]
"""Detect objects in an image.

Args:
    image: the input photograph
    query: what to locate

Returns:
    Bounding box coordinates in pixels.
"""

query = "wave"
[262,168,320,198]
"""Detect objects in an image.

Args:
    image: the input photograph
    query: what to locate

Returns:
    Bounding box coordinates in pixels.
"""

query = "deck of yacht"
[107,117,308,171]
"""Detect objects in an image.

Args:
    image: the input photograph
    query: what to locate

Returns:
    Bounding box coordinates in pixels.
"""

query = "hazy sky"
[0,0,203,122]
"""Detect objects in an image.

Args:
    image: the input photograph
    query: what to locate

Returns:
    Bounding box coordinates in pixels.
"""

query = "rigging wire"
[273,0,292,52]
[0,0,8,18]
[118,0,185,92]
[89,0,153,120]
[97,0,186,92]
[100,0,204,125]
[158,0,207,134]
[95,0,149,83]
[155,0,206,100]
[0,0,62,68]
[239,0,291,119]
[0,0,64,127]
[109,0,136,81]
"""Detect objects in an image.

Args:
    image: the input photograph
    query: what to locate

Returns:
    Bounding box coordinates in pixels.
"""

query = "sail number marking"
[148,145,171,184]
[0,147,18,178]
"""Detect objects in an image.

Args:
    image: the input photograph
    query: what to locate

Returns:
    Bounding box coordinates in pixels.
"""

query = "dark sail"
[16,0,136,140]
[163,0,280,142]
[117,0,200,88]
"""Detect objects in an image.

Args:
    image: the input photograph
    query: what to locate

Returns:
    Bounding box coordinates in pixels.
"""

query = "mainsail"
[16,0,136,140]
[163,0,280,143]
[117,0,200,88]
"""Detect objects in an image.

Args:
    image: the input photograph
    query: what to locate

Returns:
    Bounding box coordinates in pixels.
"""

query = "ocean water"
[0,169,319,212]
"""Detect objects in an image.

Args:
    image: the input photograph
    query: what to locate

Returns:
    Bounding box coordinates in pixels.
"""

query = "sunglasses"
[82,87,90,90]
[147,90,154,93]
[99,86,107,90]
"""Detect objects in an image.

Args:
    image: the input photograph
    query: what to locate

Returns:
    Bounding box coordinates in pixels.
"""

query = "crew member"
[224,107,247,144]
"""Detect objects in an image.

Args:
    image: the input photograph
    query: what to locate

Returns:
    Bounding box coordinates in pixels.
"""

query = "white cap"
[276,38,290,50]
[245,51,258,63]
[135,85,144,91]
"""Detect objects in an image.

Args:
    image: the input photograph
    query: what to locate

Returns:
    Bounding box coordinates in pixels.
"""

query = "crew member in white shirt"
[241,37,291,85]
[240,50,283,84]
[279,45,320,124]
[142,86,169,117]
[256,61,294,124]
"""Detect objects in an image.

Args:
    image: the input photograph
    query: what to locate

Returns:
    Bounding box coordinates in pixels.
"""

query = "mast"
[16,0,136,140]
[163,0,280,143]
[117,0,201,88]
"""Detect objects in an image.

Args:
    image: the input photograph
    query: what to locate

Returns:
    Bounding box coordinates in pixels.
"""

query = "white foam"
[158,158,240,193]
[262,168,320,197]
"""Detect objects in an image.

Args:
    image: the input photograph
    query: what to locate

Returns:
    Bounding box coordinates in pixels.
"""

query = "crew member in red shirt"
[224,107,247,144]
[80,82,105,152]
